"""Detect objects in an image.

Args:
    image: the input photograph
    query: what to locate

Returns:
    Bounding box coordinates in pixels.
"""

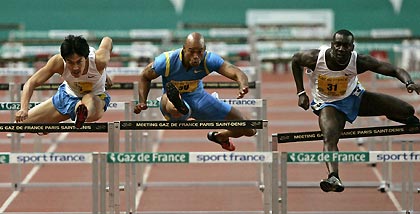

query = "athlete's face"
[330,34,354,65]
[65,54,87,78]
[183,42,205,67]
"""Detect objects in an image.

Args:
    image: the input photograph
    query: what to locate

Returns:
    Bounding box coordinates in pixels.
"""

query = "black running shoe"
[165,82,189,115]
[75,104,88,128]
[207,131,236,151]
[320,175,345,192]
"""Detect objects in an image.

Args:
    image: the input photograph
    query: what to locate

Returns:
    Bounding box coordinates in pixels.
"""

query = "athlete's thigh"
[318,106,346,135]
[358,91,413,116]
[189,92,230,120]
[26,98,69,123]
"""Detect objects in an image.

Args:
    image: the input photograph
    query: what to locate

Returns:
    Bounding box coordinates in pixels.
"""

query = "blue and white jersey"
[152,48,224,94]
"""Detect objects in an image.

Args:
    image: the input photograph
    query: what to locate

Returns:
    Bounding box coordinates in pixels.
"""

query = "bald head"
[182,32,206,68]
[184,32,205,47]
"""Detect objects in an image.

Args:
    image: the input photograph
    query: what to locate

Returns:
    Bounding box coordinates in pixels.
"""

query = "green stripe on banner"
[9,153,92,164]
[0,102,40,110]
[107,152,272,163]
[107,152,189,163]
[287,152,370,163]
[0,153,9,164]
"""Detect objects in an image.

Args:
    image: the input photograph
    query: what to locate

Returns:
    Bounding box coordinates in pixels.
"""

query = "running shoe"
[75,104,88,128]
[165,82,189,115]
[320,175,345,192]
[207,131,236,151]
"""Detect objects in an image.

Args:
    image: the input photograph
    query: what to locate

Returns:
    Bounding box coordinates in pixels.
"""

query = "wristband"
[297,91,306,96]
[405,80,414,87]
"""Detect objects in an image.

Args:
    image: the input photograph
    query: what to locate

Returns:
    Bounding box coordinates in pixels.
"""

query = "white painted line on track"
[0,132,69,212]
[358,145,402,211]
[135,129,164,210]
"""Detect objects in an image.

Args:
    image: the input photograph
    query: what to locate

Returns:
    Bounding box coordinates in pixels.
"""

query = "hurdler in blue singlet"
[153,48,231,121]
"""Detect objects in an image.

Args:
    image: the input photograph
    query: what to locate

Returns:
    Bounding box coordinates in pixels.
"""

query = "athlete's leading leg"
[23,98,70,123]
[318,106,346,192]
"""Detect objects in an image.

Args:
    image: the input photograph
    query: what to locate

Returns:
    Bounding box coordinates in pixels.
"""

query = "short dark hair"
[333,29,354,43]
[60,35,90,59]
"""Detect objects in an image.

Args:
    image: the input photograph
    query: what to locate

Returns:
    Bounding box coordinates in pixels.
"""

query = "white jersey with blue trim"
[307,46,361,103]
[61,47,107,97]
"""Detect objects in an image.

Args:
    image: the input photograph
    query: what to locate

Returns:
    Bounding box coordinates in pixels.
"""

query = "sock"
[329,172,339,179]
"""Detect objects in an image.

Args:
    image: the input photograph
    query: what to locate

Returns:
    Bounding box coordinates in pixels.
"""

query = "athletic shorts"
[311,86,365,123]
[160,91,231,121]
[52,84,111,121]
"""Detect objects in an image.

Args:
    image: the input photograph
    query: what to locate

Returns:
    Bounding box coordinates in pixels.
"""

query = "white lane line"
[0,132,69,213]
[135,130,164,210]
[358,144,402,211]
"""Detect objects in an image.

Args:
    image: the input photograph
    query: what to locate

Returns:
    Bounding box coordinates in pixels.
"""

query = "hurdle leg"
[92,152,99,214]
[407,142,414,213]
[99,153,107,214]
[258,100,268,191]
[260,120,271,214]
[280,152,287,214]
[10,132,22,191]
[108,122,121,214]
[124,102,136,213]
[401,141,414,213]
[271,134,280,214]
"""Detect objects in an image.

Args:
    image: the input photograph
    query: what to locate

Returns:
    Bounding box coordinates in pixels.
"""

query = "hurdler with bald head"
[134,32,256,151]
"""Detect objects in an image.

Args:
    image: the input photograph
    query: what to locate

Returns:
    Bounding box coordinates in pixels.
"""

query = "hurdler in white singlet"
[61,47,107,98]
[306,46,361,103]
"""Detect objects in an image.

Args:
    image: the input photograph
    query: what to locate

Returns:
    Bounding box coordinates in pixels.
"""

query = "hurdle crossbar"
[22,82,136,90]
[0,83,9,90]
[20,81,257,90]
[274,124,420,143]
[119,120,264,130]
[149,81,257,89]
[0,123,108,133]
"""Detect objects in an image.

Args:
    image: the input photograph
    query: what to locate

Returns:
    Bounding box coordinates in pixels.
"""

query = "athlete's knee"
[322,130,341,145]
[244,128,257,137]
[406,105,415,116]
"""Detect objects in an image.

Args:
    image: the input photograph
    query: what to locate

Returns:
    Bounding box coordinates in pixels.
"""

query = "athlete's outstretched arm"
[134,62,160,114]
[217,62,249,99]
[16,54,63,122]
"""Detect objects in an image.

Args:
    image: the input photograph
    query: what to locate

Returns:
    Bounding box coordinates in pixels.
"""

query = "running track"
[0,71,418,213]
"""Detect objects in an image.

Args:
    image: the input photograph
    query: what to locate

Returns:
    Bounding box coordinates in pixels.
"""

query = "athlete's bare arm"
[95,37,113,72]
[217,62,249,99]
[16,54,64,122]
[134,62,160,114]
[357,54,420,94]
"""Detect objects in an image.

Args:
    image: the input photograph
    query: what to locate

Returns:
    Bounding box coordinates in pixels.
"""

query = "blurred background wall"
[0,0,418,34]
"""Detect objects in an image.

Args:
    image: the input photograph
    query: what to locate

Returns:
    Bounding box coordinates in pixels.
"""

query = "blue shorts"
[52,84,111,121]
[160,91,231,121]
[311,87,365,123]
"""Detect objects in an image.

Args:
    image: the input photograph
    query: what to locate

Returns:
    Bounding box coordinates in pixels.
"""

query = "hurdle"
[0,122,108,190]
[106,120,272,214]
[0,151,103,214]
[276,151,419,214]
[0,122,110,214]
[272,125,420,214]
[135,80,265,191]
[0,81,139,190]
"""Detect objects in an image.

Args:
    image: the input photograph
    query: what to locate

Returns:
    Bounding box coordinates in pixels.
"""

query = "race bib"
[172,80,199,93]
[317,74,348,96]
[75,82,93,93]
